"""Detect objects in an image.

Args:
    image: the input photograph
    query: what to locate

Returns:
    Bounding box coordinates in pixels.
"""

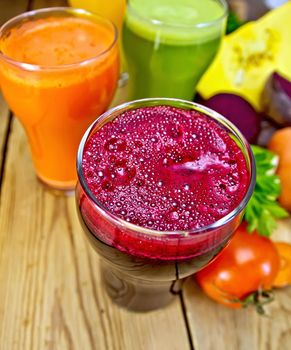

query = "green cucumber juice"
[123,0,227,100]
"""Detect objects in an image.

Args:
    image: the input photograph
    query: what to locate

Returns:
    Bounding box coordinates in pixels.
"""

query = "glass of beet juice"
[76,98,256,312]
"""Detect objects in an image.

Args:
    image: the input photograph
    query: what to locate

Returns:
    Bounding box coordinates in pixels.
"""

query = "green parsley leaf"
[226,11,245,34]
[245,145,289,237]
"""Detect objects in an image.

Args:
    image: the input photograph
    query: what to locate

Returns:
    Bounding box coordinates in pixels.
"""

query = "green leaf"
[251,145,279,175]
[265,203,289,218]
[226,11,245,34]
[246,216,258,233]
[257,209,277,237]
[244,145,289,237]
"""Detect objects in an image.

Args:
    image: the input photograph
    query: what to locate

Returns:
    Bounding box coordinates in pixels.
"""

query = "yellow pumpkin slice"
[197,2,291,111]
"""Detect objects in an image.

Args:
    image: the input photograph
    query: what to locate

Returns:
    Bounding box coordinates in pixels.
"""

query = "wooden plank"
[0,0,29,24]
[0,0,29,178]
[0,117,190,350]
[0,0,189,347]
[184,218,291,350]
[0,93,10,177]
[31,0,68,8]
[272,218,291,243]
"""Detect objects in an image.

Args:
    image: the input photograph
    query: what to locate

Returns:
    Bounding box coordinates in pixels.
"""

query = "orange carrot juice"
[0,8,119,190]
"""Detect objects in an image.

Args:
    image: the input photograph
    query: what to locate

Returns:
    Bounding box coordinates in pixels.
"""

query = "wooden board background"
[0,0,290,349]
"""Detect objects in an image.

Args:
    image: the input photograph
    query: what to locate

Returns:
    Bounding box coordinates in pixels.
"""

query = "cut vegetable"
[273,242,291,288]
[268,128,291,211]
[198,2,291,111]
[256,119,279,147]
[202,93,261,143]
[261,72,291,126]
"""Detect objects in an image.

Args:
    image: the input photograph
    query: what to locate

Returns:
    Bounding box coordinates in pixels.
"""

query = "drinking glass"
[0,7,119,191]
[123,0,228,100]
[68,0,126,35]
[76,98,256,312]
[68,0,128,87]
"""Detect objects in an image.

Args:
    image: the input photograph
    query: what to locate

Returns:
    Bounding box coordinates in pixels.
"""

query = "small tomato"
[196,222,280,311]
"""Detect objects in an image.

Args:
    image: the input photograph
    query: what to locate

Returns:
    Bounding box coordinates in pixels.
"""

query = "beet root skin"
[202,93,261,143]
[261,72,291,127]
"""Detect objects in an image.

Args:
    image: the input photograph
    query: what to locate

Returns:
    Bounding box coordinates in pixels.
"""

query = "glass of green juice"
[123,0,228,100]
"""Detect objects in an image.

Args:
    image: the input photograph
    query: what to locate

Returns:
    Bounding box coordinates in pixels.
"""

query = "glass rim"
[77,98,256,238]
[0,7,118,72]
[126,0,228,30]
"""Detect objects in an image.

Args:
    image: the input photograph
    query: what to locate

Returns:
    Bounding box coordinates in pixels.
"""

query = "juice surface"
[0,15,119,189]
[83,106,249,231]
[123,0,226,100]
[127,0,225,42]
[1,17,114,66]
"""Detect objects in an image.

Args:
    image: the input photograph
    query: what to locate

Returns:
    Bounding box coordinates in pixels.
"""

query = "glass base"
[101,262,181,312]
[37,174,76,195]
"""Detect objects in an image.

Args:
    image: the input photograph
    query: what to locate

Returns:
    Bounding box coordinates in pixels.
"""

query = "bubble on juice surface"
[82,106,249,231]
[105,137,127,152]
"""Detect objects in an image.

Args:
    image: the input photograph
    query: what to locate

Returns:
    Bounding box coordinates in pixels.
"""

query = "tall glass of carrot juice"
[0,7,119,191]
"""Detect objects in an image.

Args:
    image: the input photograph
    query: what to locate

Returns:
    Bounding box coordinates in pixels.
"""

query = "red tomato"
[196,222,280,309]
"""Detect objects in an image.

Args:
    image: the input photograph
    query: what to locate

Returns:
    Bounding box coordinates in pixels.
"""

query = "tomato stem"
[239,289,275,315]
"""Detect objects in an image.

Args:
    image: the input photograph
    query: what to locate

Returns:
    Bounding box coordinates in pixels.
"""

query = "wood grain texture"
[0,0,28,180]
[31,0,68,8]
[1,0,291,349]
[0,1,189,349]
[0,94,10,176]
[0,0,28,24]
[184,219,291,350]
[0,117,190,350]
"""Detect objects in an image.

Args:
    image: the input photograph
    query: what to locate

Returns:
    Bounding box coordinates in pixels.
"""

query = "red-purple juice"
[83,106,249,229]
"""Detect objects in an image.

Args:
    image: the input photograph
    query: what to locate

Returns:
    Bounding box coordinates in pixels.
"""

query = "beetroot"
[202,93,261,143]
[261,72,291,126]
[256,119,279,148]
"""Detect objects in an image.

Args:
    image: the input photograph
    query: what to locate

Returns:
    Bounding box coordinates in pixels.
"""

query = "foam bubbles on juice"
[82,106,249,231]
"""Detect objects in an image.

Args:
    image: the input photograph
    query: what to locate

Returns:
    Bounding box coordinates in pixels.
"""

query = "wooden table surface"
[0,1,291,349]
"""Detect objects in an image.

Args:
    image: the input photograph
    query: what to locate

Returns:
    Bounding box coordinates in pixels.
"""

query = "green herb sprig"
[226,11,245,34]
[245,145,289,237]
